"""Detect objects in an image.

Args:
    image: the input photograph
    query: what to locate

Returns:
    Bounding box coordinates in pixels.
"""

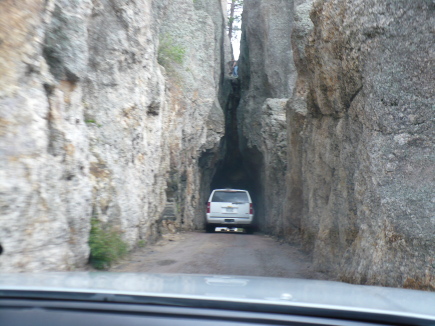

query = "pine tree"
[228,0,243,41]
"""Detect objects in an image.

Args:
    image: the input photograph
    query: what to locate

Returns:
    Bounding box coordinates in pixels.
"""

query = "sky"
[232,31,241,59]
[228,1,243,60]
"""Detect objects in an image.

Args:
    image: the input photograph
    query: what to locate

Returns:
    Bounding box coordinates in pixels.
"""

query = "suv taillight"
[207,202,210,213]
[250,203,253,214]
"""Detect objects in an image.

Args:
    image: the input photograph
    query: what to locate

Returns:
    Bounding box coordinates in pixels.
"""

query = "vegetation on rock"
[227,0,243,41]
[88,218,128,270]
[157,34,186,70]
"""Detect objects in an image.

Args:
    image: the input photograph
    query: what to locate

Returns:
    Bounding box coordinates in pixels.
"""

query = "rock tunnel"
[200,77,266,231]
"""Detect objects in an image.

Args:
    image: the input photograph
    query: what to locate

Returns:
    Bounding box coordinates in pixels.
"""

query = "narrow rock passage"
[110,231,329,280]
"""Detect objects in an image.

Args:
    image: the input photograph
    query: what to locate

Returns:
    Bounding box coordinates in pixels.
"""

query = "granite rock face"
[301,0,434,290]
[0,0,228,271]
[238,0,296,233]
[240,0,434,289]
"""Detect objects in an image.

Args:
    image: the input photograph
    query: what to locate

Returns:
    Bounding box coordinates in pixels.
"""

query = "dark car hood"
[0,273,434,319]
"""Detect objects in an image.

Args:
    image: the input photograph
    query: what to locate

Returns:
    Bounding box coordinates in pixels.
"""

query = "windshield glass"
[0,0,434,319]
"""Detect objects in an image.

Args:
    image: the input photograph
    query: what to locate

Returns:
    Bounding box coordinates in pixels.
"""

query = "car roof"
[213,189,249,192]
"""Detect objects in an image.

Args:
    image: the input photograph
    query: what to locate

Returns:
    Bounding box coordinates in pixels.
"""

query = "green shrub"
[88,218,128,270]
[157,35,186,69]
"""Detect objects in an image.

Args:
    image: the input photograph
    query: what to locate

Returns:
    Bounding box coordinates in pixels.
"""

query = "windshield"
[0,0,433,317]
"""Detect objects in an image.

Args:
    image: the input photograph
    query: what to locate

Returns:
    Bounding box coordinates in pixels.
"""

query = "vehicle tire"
[245,227,254,234]
[205,224,215,233]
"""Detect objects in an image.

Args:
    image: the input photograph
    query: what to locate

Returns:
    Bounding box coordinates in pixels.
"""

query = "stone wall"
[0,0,228,272]
[240,0,434,289]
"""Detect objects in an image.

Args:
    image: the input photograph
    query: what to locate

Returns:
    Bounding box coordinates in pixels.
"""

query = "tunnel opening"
[209,78,265,231]
[199,0,266,231]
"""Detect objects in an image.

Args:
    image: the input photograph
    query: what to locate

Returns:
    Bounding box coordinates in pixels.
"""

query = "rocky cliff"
[1,0,434,290]
[239,0,434,289]
[238,0,296,233]
[300,0,435,290]
[0,0,229,272]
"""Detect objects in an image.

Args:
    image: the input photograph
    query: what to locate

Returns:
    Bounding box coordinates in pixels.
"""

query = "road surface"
[111,230,329,280]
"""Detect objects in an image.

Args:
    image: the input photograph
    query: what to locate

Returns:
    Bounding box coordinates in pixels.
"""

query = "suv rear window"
[212,191,249,203]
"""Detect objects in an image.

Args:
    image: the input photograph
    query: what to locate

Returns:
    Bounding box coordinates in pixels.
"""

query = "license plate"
[225,219,235,223]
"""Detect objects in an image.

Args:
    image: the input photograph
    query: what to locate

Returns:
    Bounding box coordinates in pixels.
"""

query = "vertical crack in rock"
[43,83,57,156]
[212,79,243,191]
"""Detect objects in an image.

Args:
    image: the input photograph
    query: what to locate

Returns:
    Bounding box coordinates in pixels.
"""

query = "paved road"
[111,231,329,280]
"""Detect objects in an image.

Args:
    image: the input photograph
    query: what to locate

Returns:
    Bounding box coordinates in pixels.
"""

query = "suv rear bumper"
[206,216,253,226]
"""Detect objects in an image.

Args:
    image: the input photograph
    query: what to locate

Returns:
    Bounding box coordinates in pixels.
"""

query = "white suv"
[205,189,254,233]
